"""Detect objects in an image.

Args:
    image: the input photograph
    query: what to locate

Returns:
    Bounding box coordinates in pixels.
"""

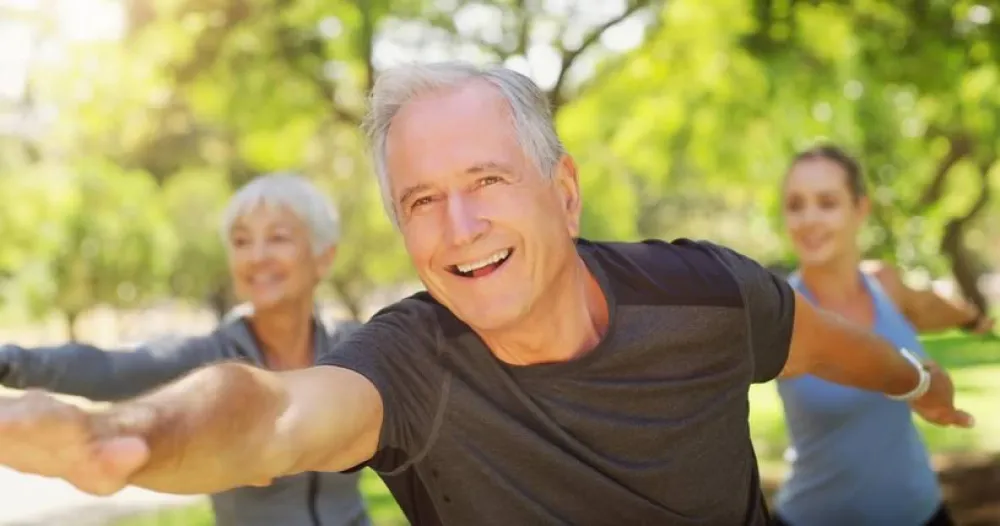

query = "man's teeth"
[456,249,511,274]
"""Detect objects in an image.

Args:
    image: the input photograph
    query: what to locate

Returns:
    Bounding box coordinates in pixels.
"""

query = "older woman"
[0,173,372,526]
[772,144,993,526]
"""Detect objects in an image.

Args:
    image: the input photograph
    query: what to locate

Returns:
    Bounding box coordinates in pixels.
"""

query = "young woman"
[0,173,372,526]
[772,145,993,526]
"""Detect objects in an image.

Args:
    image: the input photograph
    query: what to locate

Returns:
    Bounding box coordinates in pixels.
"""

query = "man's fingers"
[949,409,975,428]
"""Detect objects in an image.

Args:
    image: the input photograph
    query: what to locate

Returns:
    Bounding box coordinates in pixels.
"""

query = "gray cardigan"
[0,317,371,526]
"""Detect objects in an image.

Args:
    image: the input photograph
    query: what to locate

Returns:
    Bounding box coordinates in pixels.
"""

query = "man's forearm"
[90,362,292,494]
[787,304,921,396]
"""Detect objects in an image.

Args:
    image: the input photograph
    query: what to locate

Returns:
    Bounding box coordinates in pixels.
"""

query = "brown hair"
[788,144,867,201]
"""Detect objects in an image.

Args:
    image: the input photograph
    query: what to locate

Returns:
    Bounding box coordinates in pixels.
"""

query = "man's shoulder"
[334,291,452,355]
[581,238,746,308]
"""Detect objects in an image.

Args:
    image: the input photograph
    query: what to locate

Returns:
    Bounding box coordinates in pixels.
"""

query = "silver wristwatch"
[886,348,932,401]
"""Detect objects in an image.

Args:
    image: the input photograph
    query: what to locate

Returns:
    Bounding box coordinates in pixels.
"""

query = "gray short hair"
[220,173,340,254]
[363,61,566,226]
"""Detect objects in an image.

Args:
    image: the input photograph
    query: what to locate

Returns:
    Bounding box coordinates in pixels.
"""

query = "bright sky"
[0,0,124,99]
[0,0,646,100]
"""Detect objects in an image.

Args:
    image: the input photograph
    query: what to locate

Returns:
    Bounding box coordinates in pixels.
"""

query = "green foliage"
[113,469,407,526]
[2,0,997,322]
[9,161,176,336]
[160,169,232,307]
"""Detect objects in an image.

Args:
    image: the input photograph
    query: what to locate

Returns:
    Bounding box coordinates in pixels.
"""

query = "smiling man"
[0,62,973,526]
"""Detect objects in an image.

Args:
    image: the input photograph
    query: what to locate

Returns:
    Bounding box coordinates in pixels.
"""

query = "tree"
[741,0,1000,309]
[13,162,177,340]
[161,168,234,318]
[556,0,998,311]
[104,0,666,314]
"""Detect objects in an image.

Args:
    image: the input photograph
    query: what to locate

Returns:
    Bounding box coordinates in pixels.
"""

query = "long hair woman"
[0,173,373,526]
[771,144,993,526]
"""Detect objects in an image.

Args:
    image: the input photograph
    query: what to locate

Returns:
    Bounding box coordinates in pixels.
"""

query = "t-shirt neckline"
[478,239,619,376]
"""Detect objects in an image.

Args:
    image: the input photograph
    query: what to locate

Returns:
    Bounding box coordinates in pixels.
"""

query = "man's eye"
[477,176,502,188]
[412,196,433,209]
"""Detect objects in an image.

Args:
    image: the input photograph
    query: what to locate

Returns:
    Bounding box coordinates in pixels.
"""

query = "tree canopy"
[0,0,995,325]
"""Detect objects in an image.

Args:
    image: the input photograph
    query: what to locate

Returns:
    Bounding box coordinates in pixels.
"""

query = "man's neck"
[248,301,315,369]
[479,255,609,366]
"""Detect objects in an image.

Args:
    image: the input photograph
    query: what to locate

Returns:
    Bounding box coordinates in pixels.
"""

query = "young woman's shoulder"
[861,259,908,309]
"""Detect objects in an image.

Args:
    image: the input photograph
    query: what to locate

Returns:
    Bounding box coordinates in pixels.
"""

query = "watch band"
[886,348,931,402]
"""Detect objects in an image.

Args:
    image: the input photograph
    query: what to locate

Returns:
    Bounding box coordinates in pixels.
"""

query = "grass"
[116,332,1000,526]
[112,471,407,526]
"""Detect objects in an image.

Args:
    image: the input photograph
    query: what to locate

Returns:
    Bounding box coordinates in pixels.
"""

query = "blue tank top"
[774,271,941,526]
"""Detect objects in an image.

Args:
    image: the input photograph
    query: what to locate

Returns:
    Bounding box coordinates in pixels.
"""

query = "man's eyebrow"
[397,183,433,207]
[465,161,513,175]
[397,162,516,206]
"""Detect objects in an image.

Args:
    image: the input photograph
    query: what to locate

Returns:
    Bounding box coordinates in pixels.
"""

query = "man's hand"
[966,314,995,336]
[909,363,975,428]
[0,390,149,495]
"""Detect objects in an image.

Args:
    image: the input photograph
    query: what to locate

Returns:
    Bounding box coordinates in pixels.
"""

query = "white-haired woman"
[0,173,372,526]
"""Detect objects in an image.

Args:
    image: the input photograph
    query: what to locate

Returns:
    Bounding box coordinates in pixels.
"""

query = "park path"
[0,468,204,526]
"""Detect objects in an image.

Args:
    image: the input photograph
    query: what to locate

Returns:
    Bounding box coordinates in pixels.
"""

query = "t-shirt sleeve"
[704,243,797,384]
[317,299,446,474]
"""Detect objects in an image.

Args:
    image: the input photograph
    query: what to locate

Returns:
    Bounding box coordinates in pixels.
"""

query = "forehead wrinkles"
[386,86,527,198]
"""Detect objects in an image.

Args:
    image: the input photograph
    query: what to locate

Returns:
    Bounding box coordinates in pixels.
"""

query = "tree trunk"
[65,309,81,342]
[329,278,365,322]
[207,284,235,321]
[939,161,992,312]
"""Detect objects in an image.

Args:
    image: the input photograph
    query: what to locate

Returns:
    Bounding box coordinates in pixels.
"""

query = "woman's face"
[226,204,334,311]
[782,158,869,268]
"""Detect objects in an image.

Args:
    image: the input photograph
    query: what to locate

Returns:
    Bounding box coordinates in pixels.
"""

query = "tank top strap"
[787,271,805,295]
[860,271,896,312]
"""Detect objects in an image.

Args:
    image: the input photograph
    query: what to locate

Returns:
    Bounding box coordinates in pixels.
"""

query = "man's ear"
[552,155,582,236]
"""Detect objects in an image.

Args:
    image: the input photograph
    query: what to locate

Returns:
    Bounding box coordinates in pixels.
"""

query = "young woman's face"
[782,158,869,267]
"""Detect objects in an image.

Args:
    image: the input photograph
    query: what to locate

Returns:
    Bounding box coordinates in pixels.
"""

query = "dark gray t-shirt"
[320,238,796,525]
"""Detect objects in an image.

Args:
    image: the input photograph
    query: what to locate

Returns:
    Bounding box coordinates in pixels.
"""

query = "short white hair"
[364,61,566,226]
[220,173,340,254]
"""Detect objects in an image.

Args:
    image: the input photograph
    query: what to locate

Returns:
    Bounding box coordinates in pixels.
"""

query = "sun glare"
[0,0,123,100]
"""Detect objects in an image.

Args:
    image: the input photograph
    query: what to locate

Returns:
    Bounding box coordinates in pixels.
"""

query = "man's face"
[385,80,582,332]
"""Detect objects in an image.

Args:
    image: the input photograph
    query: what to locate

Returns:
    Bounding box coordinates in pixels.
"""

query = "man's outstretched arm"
[0,362,382,496]
[780,290,973,428]
[705,242,972,428]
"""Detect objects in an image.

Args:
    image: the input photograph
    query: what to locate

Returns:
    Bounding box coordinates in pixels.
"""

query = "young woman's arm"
[865,261,993,334]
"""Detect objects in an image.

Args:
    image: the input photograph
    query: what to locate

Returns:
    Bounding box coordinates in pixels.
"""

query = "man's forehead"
[387,92,519,172]
[391,82,509,135]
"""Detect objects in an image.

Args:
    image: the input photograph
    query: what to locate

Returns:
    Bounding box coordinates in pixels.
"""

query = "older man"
[0,62,972,526]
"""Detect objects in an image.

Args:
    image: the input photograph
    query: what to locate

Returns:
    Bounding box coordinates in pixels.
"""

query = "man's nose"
[445,193,488,247]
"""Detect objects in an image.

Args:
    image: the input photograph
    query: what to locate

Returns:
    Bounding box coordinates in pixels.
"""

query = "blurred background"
[0,0,997,524]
